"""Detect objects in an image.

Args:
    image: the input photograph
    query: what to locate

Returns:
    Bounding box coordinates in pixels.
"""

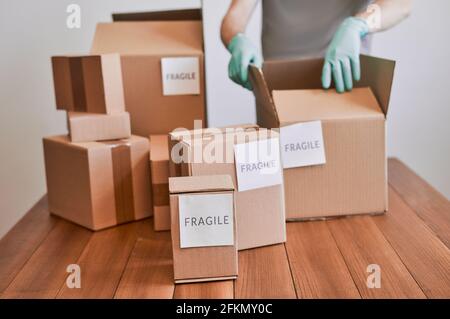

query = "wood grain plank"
[114,228,174,299]
[285,222,360,299]
[174,281,234,299]
[56,221,146,298]
[372,187,450,298]
[1,219,92,298]
[0,196,57,293]
[388,158,450,248]
[327,216,426,298]
[235,244,296,299]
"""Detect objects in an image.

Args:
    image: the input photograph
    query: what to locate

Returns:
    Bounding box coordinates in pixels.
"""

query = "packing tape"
[103,141,136,223]
[152,183,170,207]
[69,57,87,112]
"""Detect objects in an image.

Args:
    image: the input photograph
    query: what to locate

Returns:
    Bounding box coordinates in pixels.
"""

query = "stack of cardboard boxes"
[44,53,152,230]
[43,9,396,284]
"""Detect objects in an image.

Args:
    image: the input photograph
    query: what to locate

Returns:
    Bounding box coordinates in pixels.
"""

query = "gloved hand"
[322,17,369,93]
[227,33,263,90]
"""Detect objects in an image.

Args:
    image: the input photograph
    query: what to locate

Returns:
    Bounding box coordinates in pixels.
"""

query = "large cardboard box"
[149,134,170,231]
[249,55,395,220]
[67,111,131,142]
[169,127,286,251]
[90,11,206,135]
[43,135,152,230]
[51,54,125,113]
[169,175,238,283]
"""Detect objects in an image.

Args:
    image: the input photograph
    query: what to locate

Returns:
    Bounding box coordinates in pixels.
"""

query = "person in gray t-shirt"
[221,0,412,92]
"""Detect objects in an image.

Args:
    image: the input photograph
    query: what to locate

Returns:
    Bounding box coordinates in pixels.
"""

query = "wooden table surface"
[0,158,449,299]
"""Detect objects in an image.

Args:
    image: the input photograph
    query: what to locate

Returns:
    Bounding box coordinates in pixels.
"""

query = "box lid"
[170,124,260,142]
[249,55,395,127]
[169,175,234,194]
[112,9,202,22]
[90,21,203,56]
[272,87,384,125]
[149,134,169,161]
[44,135,145,151]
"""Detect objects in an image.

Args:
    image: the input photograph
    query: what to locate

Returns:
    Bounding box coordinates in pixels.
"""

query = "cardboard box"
[169,127,286,251]
[43,135,152,230]
[67,112,131,142]
[168,124,260,178]
[149,134,170,231]
[51,54,125,114]
[249,55,395,220]
[169,175,238,283]
[90,11,206,135]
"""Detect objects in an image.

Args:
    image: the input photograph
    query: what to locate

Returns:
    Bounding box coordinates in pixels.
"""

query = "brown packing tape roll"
[104,141,136,223]
[152,183,169,206]
[69,57,87,112]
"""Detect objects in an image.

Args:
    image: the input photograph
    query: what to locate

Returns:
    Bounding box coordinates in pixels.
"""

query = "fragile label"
[280,121,326,169]
[179,193,234,248]
[161,57,200,96]
[234,138,283,192]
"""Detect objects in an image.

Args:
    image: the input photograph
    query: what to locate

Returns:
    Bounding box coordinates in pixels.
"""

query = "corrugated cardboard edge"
[175,275,237,284]
[112,8,202,22]
[286,210,386,222]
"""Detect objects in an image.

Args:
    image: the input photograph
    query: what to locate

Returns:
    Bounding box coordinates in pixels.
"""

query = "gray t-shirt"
[262,0,371,60]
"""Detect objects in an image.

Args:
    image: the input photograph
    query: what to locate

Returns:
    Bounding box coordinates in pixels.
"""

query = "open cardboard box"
[90,9,206,136]
[249,55,395,220]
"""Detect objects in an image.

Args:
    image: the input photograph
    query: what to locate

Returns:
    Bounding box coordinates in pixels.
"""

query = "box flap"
[251,55,395,120]
[149,134,169,161]
[169,175,234,194]
[112,9,202,22]
[273,87,384,125]
[249,66,280,128]
[90,21,203,56]
[359,55,395,116]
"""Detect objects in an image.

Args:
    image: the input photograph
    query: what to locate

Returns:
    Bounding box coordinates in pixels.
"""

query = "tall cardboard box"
[169,175,238,283]
[249,55,395,220]
[169,127,286,250]
[43,135,152,230]
[90,11,206,135]
[149,134,170,231]
[51,54,125,113]
[67,112,131,142]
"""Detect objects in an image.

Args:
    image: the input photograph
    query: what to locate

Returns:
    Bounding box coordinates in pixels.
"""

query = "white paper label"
[179,193,234,248]
[161,57,200,96]
[280,121,326,169]
[234,138,283,192]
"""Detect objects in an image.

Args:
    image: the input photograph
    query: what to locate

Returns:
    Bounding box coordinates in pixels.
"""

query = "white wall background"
[0,0,448,238]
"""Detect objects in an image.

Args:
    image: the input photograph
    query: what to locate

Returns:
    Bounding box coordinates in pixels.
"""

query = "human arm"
[221,0,262,90]
[322,0,412,93]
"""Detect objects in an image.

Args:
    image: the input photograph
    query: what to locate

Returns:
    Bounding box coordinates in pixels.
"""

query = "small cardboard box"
[169,175,238,283]
[90,9,206,135]
[149,134,170,231]
[169,127,286,251]
[51,54,125,114]
[249,55,395,220]
[67,111,131,142]
[43,135,152,230]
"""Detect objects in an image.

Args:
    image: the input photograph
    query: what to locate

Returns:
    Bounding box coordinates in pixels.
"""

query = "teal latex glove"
[322,17,369,93]
[227,33,263,90]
